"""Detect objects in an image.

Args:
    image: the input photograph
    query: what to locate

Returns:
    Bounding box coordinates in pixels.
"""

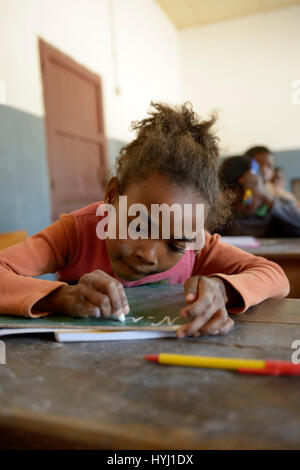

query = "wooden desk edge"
[0,407,200,450]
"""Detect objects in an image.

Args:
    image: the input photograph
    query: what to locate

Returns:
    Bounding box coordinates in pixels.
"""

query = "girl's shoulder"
[67,201,104,236]
[70,201,103,219]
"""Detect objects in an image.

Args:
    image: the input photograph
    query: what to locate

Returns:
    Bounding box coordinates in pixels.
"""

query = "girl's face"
[104,174,208,281]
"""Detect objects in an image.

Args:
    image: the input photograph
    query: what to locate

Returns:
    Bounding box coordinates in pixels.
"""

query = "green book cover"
[0,284,188,331]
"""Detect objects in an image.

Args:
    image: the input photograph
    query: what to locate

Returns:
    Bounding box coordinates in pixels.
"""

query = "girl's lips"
[122,260,148,275]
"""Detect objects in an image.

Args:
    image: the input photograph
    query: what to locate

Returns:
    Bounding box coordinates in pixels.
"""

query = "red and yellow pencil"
[145,353,300,376]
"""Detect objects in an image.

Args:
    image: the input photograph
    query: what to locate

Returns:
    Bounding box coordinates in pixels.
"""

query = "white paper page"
[0,328,58,337]
[55,330,176,342]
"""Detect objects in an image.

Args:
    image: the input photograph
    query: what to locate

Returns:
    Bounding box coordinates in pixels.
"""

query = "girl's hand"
[237,171,274,213]
[177,276,235,338]
[34,270,130,319]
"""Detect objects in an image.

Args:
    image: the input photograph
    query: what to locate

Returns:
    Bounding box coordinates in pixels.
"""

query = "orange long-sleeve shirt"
[0,202,290,318]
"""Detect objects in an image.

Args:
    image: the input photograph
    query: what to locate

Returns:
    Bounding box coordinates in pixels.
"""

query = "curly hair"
[114,102,231,231]
[219,156,252,189]
[244,146,271,159]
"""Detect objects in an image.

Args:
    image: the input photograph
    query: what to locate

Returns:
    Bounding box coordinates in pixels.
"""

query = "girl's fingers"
[117,283,130,314]
[181,277,226,321]
[184,276,202,302]
[177,309,232,338]
[77,284,112,317]
[104,281,126,317]
[219,317,235,335]
[176,326,187,338]
[177,304,218,337]
[74,299,101,318]
[180,284,223,319]
[91,272,127,318]
[75,270,129,319]
[180,295,213,318]
[199,309,228,335]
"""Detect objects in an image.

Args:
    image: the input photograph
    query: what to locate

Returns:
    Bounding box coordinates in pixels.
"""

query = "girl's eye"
[135,224,148,235]
[168,243,186,254]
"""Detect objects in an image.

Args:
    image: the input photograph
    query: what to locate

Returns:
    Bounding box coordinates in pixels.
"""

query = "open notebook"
[0,285,186,342]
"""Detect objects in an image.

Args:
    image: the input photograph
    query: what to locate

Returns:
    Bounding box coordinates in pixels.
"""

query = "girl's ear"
[104,177,120,205]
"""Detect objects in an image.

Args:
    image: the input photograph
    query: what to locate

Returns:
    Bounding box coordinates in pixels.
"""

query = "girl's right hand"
[34,270,130,319]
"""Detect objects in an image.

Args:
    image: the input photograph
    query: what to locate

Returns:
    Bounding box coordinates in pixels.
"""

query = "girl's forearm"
[33,285,73,314]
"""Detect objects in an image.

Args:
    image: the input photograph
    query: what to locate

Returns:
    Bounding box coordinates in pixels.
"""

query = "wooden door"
[39,39,108,221]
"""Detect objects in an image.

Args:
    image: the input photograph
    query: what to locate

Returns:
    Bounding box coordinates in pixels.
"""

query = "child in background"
[218,156,300,237]
[245,146,300,207]
[244,146,275,185]
[271,167,299,206]
[272,167,288,192]
[0,103,289,338]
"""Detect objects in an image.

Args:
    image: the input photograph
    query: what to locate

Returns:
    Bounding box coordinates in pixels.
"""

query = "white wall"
[1,1,299,158]
[180,6,300,155]
[0,0,181,152]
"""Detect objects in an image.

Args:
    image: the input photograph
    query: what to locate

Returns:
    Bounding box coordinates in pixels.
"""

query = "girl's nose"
[134,241,159,265]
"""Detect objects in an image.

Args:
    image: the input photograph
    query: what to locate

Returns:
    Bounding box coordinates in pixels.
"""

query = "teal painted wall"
[0,105,51,236]
[273,149,300,191]
[0,105,127,236]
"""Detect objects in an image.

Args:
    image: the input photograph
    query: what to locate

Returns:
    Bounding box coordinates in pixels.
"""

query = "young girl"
[0,103,289,338]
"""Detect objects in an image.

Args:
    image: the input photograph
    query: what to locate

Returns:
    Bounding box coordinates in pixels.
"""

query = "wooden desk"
[244,238,300,298]
[0,298,300,449]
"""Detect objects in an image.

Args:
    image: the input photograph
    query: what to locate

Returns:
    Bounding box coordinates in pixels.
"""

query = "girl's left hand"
[177,276,235,338]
